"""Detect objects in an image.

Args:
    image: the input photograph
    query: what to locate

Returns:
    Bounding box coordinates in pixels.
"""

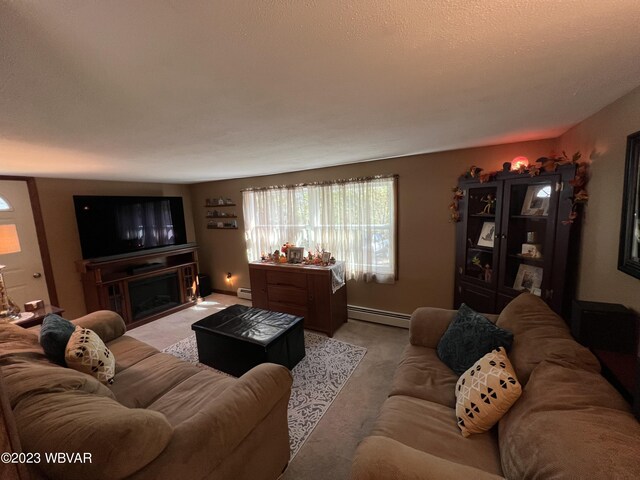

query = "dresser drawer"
[268,301,307,319]
[267,285,307,306]
[266,270,307,288]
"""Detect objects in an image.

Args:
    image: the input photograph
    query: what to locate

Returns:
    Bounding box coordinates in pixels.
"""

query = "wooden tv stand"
[76,244,199,329]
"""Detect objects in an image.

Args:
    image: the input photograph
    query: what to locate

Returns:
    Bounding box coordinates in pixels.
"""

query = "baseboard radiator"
[237,287,252,300]
[347,305,410,329]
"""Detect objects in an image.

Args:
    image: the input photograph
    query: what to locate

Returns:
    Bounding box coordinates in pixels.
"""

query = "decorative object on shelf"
[520,243,542,258]
[207,219,238,229]
[205,197,236,207]
[0,224,22,320]
[521,184,551,216]
[455,151,588,224]
[618,129,640,280]
[510,156,530,171]
[477,222,495,248]
[479,193,496,215]
[449,187,464,222]
[472,256,492,283]
[321,252,331,265]
[287,247,304,264]
[24,299,44,311]
[513,264,543,295]
[526,231,537,243]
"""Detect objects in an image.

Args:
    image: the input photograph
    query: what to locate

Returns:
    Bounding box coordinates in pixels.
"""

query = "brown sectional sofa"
[0,311,292,480]
[351,293,640,479]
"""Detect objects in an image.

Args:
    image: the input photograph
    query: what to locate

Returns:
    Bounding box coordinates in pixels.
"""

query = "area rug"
[163,331,367,459]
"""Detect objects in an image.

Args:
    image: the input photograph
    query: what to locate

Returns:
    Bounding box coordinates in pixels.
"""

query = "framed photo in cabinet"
[513,264,543,295]
[477,222,496,247]
[521,184,551,216]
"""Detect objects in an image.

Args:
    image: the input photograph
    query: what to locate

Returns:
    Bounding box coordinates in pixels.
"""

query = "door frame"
[0,175,58,305]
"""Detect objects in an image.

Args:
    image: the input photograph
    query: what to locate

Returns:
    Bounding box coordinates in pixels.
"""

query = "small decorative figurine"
[479,193,496,214]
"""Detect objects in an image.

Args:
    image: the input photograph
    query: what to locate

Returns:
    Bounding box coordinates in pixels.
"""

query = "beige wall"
[35,178,196,318]
[189,139,556,314]
[558,85,640,313]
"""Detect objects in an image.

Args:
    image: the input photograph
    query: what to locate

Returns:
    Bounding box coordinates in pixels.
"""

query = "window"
[242,175,396,283]
[0,195,12,211]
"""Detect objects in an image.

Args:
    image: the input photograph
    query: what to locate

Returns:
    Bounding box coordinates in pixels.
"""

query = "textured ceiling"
[1,0,640,183]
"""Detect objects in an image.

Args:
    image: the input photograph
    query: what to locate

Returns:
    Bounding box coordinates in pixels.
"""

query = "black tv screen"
[73,195,188,259]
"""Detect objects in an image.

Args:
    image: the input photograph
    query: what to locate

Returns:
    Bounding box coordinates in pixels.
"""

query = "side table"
[11,305,65,329]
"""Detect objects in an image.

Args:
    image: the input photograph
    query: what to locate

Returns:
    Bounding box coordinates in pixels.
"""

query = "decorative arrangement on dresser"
[452,153,588,317]
[205,196,238,229]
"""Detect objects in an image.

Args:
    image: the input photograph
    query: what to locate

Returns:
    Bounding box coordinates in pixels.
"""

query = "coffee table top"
[191,304,303,346]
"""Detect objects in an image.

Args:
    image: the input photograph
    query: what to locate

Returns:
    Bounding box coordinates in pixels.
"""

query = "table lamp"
[0,224,22,320]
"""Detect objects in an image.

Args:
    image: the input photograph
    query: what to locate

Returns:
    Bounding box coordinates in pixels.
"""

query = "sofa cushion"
[148,369,235,426]
[107,335,160,372]
[437,304,513,375]
[108,352,202,408]
[496,293,600,384]
[370,395,503,475]
[499,360,640,480]
[389,344,458,408]
[39,314,76,365]
[65,327,116,385]
[455,347,522,437]
[14,390,173,480]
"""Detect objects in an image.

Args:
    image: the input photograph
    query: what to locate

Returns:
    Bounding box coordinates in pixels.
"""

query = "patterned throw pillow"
[455,347,522,437]
[437,304,513,375]
[65,327,115,385]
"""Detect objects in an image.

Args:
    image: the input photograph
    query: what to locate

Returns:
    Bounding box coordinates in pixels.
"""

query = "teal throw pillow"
[437,304,513,375]
[39,314,76,365]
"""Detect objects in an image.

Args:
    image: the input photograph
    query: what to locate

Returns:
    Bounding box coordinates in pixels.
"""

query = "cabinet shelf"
[207,225,238,230]
[204,204,236,207]
[509,214,548,221]
[206,215,238,219]
[469,213,495,218]
[509,254,544,265]
[469,245,494,253]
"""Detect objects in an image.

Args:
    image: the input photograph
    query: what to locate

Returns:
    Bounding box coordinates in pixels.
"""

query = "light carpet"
[163,331,367,458]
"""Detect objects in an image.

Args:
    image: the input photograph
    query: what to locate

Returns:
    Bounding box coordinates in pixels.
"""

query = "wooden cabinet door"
[249,267,268,309]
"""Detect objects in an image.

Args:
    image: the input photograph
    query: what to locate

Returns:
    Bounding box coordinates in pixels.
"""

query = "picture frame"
[321,252,331,264]
[477,222,495,248]
[287,247,304,264]
[618,130,640,280]
[521,184,551,216]
[513,264,543,294]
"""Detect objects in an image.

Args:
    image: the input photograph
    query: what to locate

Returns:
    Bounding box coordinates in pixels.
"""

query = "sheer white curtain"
[242,176,396,283]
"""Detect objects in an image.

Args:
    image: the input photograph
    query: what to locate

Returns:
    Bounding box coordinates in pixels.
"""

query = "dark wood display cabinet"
[454,164,580,317]
[76,244,199,328]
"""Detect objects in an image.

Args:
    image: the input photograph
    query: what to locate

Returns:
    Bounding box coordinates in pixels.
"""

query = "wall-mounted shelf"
[207,225,238,230]
[205,198,238,229]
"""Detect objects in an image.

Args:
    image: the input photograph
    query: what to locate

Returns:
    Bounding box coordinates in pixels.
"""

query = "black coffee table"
[191,304,305,376]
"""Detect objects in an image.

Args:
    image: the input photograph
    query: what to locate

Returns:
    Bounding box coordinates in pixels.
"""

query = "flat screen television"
[73,195,188,260]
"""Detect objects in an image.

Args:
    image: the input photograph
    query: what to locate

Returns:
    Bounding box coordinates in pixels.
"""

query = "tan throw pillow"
[65,327,115,385]
[455,347,521,437]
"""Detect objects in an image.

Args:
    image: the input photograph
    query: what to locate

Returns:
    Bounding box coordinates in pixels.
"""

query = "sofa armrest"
[71,311,126,343]
[409,307,457,348]
[351,436,504,480]
[134,363,293,479]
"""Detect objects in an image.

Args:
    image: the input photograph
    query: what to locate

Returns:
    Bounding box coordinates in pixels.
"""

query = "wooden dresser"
[248,262,347,337]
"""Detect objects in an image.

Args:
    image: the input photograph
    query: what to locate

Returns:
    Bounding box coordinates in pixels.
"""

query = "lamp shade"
[0,224,21,255]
